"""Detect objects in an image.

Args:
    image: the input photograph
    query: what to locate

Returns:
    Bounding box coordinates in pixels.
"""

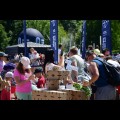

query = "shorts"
[95,85,116,100]
[16,92,32,100]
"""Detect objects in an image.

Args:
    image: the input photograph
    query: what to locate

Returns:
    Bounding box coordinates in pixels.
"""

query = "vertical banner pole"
[23,20,28,57]
[50,20,58,64]
[81,20,87,59]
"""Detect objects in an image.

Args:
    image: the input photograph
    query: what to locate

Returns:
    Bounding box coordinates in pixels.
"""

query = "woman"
[14,56,35,100]
[44,49,72,87]
[44,49,63,74]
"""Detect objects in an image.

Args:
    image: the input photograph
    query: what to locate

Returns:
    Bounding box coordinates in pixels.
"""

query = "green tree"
[59,20,82,48]
[111,20,120,52]
[26,20,50,44]
[0,24,10,51]
[0,20,23,45]
[86,20,101,48]
[9,20,23,45]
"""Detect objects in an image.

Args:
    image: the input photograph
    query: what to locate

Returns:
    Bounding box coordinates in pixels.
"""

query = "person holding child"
[1,72,13,100]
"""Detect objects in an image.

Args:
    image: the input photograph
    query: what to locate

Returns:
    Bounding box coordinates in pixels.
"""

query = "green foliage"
[86,20,102,48]
[10,20,23,45]
[112,50,120,54]
[59,20,82,50]
[0,20,23,45]
[73,82,92,97]
[58,22,68,43]
[111,20,120,51]
[0,24,10,51]
[73,82,82,90]
[26,20,50,44]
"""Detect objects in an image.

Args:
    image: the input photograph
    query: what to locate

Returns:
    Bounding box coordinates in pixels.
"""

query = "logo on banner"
[51,20,56,26]
[102,20,109,28]
[82,37,84,51]
[53,35,56,50]
[81,20,86,59]
[102,20,111,52]
[103,31,107,36]
[102,37,107,49]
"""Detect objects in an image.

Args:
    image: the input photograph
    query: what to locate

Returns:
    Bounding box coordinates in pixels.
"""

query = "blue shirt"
[93,57,109,87]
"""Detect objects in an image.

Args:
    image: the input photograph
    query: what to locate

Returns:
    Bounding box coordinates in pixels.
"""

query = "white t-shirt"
[107,59,120,67]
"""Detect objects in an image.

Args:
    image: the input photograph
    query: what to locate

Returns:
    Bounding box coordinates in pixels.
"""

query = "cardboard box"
[32,90,47,100]
[32,90,67,100]
[45,90,67,100]
[46,71,70,81]
[71,90,89,100]
[46,80,59,90]
[45,71,61,80]
[58,89,89,100]
[59,89,73,100]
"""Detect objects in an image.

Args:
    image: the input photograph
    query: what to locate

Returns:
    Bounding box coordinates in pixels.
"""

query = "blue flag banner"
[101,20,112,54]
[50,20,58,64]
[81,20,87,59]
[23,20,28,57]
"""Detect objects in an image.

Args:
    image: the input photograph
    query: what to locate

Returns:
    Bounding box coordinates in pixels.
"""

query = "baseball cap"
[3,63,16,70]
[34,67,43,74]
[5,72,13,78]
[94,49,101,55]
[20,57,31,69]
[0,52,8,57]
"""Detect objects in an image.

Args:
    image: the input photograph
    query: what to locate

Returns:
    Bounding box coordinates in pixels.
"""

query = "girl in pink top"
[14,57,35,100]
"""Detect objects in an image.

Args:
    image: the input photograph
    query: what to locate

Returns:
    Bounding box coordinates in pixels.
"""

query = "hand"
[67,79,74,84]
[82,81,89,87]
[28,74,35,81]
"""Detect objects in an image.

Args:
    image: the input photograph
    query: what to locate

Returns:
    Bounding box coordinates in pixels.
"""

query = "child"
[1,72,13,100]
[34,67,45,88]
[0,76,5,100]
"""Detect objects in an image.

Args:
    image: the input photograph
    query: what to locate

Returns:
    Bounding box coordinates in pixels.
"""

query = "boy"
[34,67,45,88]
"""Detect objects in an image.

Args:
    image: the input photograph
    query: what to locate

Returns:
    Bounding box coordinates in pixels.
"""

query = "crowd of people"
[0,45,120,100]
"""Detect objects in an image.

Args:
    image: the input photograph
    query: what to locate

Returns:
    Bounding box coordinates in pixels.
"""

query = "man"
[68,46,85,82]
[102,48,110,58]
[86,50,116,100]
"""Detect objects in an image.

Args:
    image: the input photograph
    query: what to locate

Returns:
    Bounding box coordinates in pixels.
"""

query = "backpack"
[93,58,120,86]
